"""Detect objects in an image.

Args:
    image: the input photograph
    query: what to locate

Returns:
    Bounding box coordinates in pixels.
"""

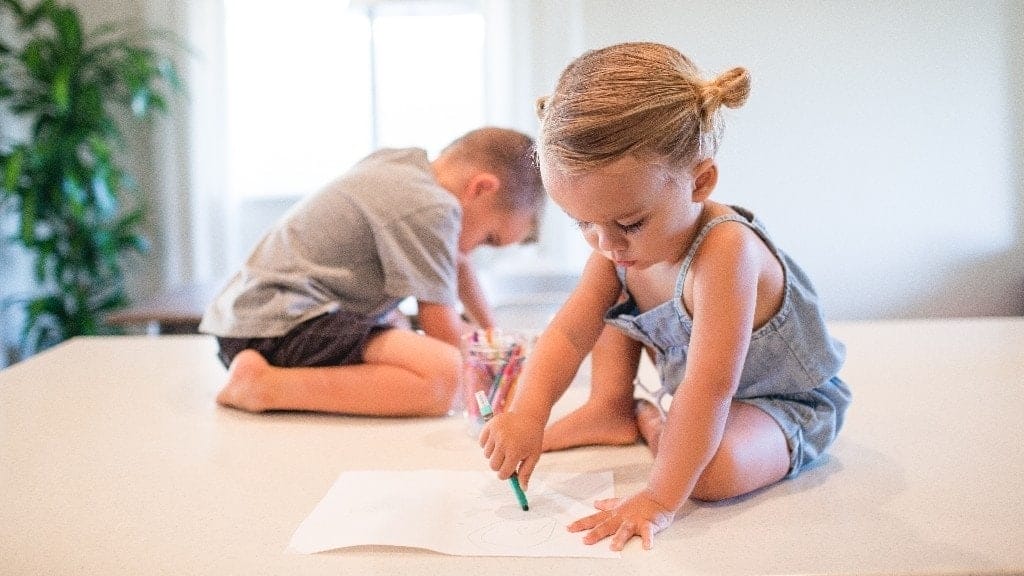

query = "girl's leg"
[542,326,643,451]
[635,398,666,454]
[216,329,461,416]
[690,401,790,501]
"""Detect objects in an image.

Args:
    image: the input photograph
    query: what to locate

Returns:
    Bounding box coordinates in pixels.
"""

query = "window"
[222,0,486,200]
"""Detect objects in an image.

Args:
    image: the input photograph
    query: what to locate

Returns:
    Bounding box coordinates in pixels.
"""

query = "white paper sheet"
[288,469,619,558]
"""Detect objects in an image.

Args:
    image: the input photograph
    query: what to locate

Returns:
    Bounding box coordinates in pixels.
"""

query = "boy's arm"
[416,300,468,348]
[456,253,495,329]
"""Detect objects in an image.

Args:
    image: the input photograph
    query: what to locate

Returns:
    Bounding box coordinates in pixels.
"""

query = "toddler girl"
[479,42,850,551]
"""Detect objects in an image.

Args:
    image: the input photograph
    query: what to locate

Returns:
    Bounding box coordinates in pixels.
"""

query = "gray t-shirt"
[199,148,461,338]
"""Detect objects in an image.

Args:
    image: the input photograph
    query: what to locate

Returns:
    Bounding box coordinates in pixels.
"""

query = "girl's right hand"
[479,412,545,489]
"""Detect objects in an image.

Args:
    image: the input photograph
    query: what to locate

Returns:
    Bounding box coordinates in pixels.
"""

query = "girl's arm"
[571,222,764,550]
[480,251,622,487]
[646,223,760,507]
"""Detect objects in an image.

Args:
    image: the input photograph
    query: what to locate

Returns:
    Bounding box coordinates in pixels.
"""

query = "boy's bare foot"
[542,400,640,452]
[217,349,277,412]
[635,399,665,455]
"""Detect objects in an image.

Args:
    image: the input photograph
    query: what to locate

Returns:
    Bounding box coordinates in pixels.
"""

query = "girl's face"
[543,155,701,269]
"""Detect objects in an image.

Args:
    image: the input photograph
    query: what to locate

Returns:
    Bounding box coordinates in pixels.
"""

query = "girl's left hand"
[567,490,676,551]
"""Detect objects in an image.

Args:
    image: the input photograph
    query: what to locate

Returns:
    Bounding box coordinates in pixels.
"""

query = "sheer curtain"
[139,0,237,293]
[137,0,591,307]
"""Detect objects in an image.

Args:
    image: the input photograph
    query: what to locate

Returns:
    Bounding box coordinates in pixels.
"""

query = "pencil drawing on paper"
[287,469,619,558]
[468,517,558,549]
[463,482,563,550]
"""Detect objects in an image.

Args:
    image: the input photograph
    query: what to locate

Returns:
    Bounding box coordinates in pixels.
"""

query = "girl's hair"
[536,42,750,174]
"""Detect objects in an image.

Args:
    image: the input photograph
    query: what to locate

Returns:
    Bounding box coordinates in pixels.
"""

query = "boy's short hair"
[440,127,545,243]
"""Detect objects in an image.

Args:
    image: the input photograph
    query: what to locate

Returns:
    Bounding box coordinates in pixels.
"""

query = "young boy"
[199,127,545,417]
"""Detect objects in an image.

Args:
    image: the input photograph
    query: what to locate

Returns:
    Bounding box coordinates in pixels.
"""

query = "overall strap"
[672,214,754,303]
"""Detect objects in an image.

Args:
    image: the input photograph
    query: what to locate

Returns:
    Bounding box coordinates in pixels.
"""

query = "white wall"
[149,0,1024,322]
[505,0,1024,320]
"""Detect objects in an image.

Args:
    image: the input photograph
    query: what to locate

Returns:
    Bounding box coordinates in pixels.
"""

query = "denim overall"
[605,207,851,476]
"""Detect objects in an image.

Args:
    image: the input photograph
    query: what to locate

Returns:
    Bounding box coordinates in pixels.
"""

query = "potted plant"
[0,0,183,355]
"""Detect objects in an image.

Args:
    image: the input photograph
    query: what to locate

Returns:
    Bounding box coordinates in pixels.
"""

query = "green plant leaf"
[60,173,87,218]
[51,66,71,113]
[51,7,83,54]
[21,37,47,78]
[2,148,25,192]
[19,188,37,245]
[146,91,167,114]
[1,0,187,352]
[24,293,65,353]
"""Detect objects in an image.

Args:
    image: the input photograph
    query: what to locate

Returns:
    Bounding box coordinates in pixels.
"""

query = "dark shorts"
[215,310,392,369]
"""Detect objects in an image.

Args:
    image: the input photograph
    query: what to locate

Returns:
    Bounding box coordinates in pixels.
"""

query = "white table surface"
[1,317,1022,575]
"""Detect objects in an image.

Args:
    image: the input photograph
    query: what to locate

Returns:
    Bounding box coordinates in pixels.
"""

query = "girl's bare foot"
[635,399,665,455]
[217,349,277,412]
[542,399,640,452]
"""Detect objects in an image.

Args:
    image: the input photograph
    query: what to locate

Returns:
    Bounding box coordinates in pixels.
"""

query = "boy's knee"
[422,345,461,416]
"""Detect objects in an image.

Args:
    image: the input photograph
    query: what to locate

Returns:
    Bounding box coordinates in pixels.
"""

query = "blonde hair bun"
[698,66,749,134]
[538,42,750,172]
[704,67,750,111]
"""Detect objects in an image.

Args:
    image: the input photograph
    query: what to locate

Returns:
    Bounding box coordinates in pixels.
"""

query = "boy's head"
[433,127,545,253]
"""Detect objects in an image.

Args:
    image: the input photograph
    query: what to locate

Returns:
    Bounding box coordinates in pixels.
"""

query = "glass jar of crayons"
[457,328,531,436]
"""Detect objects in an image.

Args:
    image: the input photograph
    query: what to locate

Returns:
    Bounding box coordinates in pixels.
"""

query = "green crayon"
[475,391,530,512]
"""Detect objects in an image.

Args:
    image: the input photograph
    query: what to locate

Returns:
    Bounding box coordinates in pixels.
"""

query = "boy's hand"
[567,489,676,551]
[478,412,545,489]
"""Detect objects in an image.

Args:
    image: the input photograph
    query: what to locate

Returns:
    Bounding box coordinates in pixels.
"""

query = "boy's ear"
[466,172,501,200]
[691,159,718,202]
